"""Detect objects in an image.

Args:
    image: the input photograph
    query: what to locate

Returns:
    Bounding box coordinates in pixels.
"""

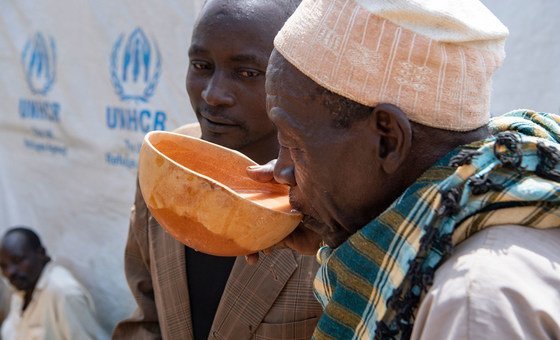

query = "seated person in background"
[248,0,560,338]
[112,0,322,339]
[0,226,104,340]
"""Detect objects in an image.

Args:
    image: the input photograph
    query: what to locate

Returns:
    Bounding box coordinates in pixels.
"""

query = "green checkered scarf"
[313,110,560,339]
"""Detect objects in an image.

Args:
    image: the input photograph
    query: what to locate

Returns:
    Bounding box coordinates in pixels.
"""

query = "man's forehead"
[1,233,32,252]
[267,51,318,95]
[266,52,292,88]
[199,0,280,24]
[189,43,258,60]
[192,1,281,59]
[189,42,269,67]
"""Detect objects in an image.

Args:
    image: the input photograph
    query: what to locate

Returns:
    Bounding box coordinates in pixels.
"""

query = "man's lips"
[289,191,336,235]
[199,111,239,134]
[199,111,236,126]
[288,191,306,215]
[9,277,27,289]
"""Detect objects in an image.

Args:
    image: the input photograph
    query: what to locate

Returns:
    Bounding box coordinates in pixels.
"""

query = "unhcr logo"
[21,32,56,95]
[106,27,167,134]
[110,28,162,102]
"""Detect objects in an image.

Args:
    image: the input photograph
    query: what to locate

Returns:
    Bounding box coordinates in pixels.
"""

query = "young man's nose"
[201,72,235,107]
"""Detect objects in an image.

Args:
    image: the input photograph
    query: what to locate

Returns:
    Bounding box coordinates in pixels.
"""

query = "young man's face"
[186,1,280,151]
[266,51,384,247]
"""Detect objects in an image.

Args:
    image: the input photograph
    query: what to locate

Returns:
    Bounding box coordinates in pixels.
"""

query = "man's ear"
[370,103,412,174]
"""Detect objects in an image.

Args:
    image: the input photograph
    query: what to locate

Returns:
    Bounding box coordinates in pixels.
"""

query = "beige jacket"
[113,124,322,340]
[412,225,560,340]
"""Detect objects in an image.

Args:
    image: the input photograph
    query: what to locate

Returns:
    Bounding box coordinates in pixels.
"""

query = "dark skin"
[246,50,489,262]
[140,3,298,337]
[186,0,290,164]
[184,0,305,282]
[0,232,50,311]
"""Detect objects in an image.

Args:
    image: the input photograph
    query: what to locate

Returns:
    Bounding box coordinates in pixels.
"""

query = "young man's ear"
[370,103,412,174]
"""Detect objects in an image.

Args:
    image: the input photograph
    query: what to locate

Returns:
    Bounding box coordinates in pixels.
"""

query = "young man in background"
[113,1,322,339]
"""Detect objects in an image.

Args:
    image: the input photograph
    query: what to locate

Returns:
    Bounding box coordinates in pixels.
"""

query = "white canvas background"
[0,0,558,336]
[484,0,560,116]
[0,0,203,335]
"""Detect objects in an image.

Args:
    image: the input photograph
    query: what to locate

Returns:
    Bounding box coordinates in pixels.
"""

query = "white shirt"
[1,263,105,340]
[0,278,13,324]
[412,225,560,340]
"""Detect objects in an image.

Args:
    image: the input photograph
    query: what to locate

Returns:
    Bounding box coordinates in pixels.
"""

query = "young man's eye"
[238,69,261,78]
[190,61,211,70]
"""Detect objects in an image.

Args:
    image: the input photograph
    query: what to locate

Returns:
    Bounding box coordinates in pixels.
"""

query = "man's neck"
[22,260,49,312]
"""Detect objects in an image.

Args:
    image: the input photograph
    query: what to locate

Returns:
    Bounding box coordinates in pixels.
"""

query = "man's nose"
[273,148,297,187]
[201,72,235,107]
[3,264,17,279]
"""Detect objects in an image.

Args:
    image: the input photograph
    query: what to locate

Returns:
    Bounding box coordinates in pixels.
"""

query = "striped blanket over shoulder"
[312,110,560,339]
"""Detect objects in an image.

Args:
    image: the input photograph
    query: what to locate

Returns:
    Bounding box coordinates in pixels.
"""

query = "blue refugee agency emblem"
[111,28,162,102]
[21,32,56,95]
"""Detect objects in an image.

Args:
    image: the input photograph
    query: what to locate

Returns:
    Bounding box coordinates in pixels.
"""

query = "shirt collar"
[34,261,53,292]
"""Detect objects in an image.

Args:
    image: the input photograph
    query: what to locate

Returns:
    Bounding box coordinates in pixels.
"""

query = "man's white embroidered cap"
[274,0,509,131]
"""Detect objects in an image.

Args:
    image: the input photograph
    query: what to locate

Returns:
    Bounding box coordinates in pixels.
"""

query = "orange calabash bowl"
[138,131,302,256]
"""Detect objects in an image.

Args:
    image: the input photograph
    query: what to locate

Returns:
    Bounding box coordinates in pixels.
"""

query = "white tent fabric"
[483,0,560,116]
[0,0,203,335]
[0,0,558,337]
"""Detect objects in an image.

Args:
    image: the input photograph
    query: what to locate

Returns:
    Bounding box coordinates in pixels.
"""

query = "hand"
[244,223,323,265]
[246,159,277,183]
[277,218,324,255]
[245,161,323,264]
